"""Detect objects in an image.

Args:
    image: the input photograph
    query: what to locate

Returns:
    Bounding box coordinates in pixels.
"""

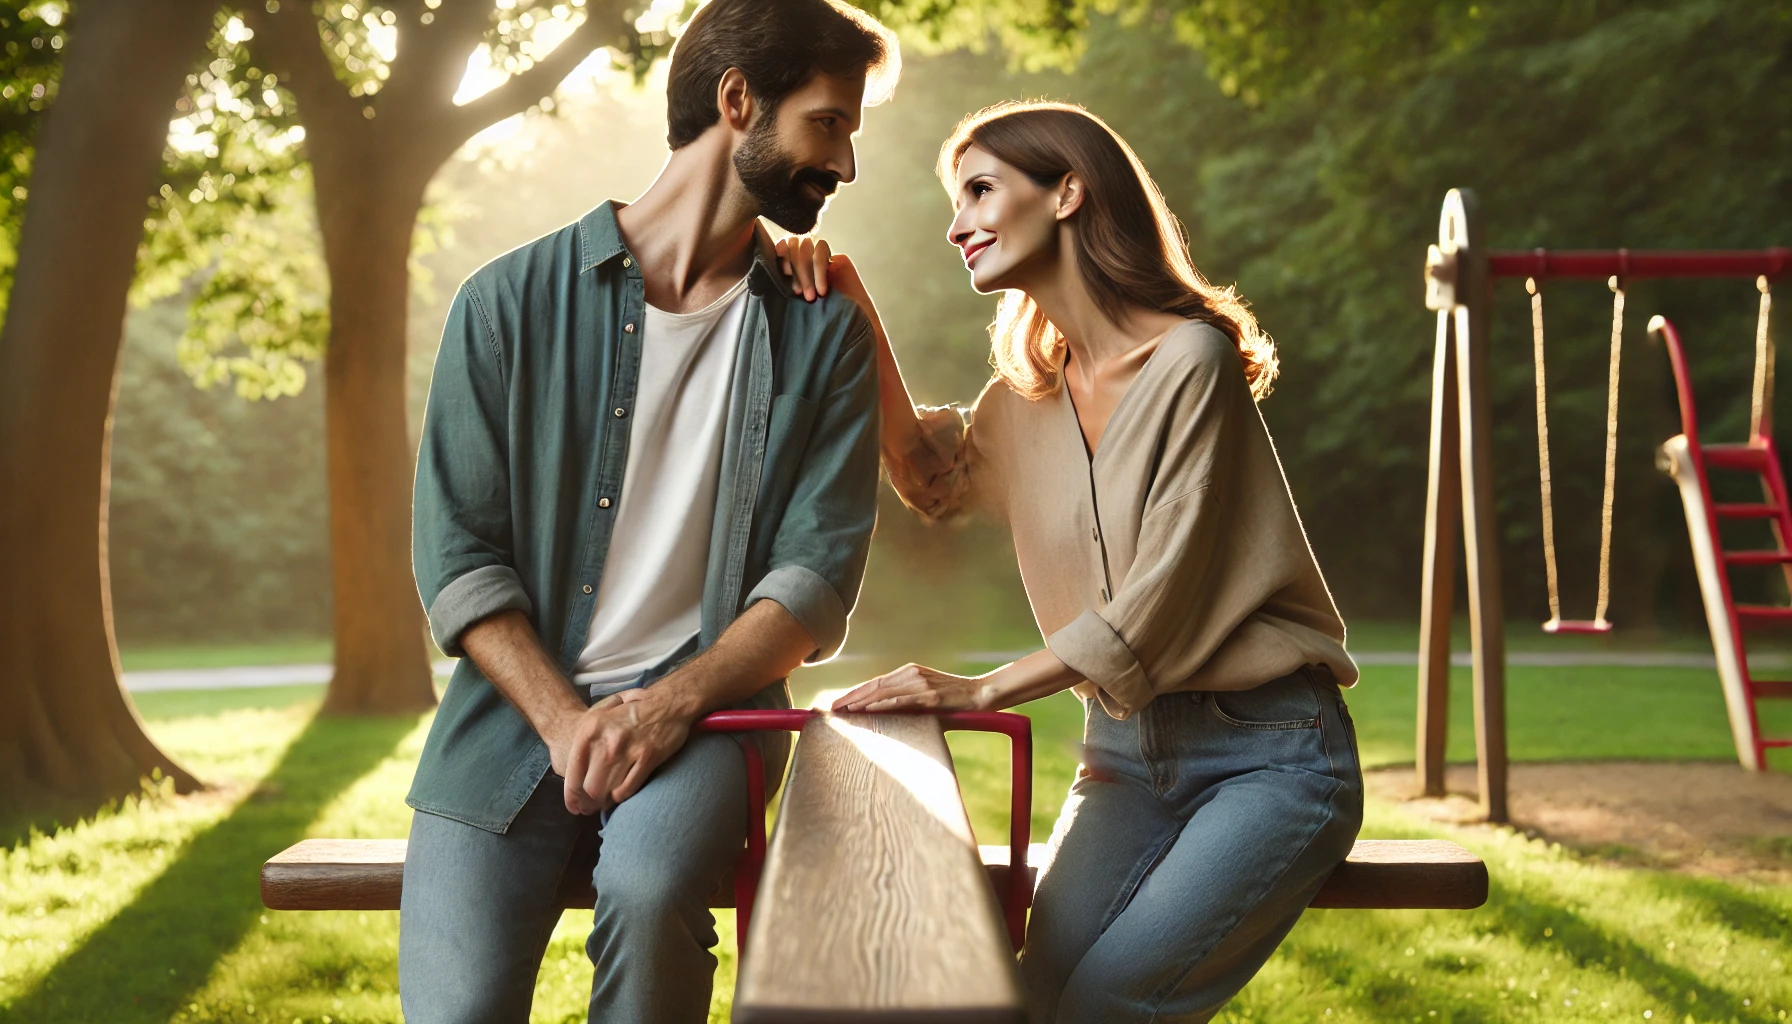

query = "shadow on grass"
[1648,871,1792,947]
[1285,874,1777,1024]
[2,713,417,1024]
[1483,886,1772,1022]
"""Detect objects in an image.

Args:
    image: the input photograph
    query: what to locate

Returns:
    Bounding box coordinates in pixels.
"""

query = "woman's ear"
[1054,173,1085,221]
[717,67,753,134]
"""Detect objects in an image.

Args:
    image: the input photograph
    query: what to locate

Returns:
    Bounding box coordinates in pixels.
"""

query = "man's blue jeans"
[397,731,749,1023]
[1019,667,1364,1023]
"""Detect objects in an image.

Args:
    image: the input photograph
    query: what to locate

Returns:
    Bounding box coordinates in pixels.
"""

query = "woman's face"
[947,145,1066,294]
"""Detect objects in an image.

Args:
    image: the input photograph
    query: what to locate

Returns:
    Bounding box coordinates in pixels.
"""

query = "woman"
[780,101,1363,1023]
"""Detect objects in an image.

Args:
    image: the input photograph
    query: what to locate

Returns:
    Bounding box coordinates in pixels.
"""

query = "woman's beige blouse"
[889,321,1358,720]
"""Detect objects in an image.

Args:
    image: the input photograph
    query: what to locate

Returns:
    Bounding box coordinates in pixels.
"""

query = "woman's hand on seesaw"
[831,663,989,713]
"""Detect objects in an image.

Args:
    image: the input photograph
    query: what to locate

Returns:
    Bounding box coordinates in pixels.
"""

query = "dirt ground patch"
[1367,761,1792,880]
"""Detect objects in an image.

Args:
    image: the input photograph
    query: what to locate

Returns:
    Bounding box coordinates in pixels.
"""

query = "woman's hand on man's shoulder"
[774,235,874,315]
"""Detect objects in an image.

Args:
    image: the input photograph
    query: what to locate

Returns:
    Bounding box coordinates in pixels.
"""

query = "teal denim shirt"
[407,201,879,833]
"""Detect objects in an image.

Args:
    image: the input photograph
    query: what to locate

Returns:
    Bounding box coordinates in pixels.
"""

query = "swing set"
[1417,188,1788,821]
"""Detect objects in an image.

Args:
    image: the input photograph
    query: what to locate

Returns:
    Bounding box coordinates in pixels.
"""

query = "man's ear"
[716,68,754,134]
[1054,173,1085,221]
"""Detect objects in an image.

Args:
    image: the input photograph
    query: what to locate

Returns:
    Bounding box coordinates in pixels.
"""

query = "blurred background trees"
[0,0,1787,825]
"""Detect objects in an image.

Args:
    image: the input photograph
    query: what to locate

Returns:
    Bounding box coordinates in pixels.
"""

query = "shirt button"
[598,497,612,508]
[1100,587,1110,601]
[624,322,636,333]
[582,585,593,594]
[1091,526,1099,541]
[613,407,626,417]
[622,257,633,268]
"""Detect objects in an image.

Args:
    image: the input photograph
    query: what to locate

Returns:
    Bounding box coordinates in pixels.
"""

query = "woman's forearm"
[974,647,1085,710]
[852,284,924,457]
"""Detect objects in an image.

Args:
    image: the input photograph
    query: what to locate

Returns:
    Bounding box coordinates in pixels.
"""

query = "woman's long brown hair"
[939,100,1277,401]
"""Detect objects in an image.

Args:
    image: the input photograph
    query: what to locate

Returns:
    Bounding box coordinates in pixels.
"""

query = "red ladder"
[1654,316,1792,770]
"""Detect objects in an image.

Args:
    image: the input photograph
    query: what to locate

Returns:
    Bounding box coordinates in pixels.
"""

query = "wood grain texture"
[733,713,1025,1024]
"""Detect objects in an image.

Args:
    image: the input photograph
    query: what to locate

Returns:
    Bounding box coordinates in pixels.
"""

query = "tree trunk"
[313,162,437,715]
[0,0,215,823]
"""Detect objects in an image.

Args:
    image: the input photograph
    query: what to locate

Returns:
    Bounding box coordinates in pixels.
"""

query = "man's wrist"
[643,674,708,725]
[539,692,589,751]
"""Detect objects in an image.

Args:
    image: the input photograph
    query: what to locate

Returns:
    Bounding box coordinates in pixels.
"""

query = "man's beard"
[733,114,839,234]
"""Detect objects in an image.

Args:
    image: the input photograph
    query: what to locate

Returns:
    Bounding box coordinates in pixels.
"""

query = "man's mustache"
[793,169,840,197]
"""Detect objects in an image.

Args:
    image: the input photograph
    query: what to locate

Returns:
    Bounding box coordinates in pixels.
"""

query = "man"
[399,2,898,1019]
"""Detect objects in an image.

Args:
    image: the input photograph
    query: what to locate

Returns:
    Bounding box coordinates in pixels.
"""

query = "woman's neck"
[1022,230,1186,372]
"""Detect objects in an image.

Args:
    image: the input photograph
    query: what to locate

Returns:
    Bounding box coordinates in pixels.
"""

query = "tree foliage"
[0,1,66,317]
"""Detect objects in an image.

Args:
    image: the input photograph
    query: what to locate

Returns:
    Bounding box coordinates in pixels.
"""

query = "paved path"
[122,649,1776,693]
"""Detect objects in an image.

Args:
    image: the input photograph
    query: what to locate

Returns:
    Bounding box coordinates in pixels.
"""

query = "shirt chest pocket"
[757,394,818,508]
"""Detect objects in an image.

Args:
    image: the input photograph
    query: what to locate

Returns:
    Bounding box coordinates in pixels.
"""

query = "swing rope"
[1595,277,1625,627]
[1528,278,1563,625]
[1527,275,1624,631]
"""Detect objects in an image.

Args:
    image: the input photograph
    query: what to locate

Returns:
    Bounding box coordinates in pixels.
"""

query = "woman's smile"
[962,237,994,268]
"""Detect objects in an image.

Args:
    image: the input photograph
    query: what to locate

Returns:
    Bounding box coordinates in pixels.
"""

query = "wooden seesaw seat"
[264,712,1487,1022]
[263,838,1489,915]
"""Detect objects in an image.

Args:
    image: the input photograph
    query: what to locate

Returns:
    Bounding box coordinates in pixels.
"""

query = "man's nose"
[828,141,857,186]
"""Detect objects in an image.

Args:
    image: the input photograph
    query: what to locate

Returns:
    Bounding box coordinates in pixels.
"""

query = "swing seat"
[1542,619,1613,635]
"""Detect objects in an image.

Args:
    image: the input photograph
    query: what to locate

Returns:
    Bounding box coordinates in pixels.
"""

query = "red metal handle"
[694,708,1036,951]
[692,710,814,952]
[938,710,1035,949]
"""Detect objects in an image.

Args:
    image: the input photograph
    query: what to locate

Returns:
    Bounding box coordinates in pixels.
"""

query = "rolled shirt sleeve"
[413,282,526,658]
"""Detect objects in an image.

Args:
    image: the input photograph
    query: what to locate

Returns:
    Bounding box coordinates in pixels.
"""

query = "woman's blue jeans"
[1019,666,1364,1023]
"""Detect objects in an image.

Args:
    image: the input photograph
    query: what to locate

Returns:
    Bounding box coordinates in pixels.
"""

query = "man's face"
[733,72,865,234]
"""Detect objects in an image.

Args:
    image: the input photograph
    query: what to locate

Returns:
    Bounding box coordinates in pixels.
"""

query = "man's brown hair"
[665,0,900,150]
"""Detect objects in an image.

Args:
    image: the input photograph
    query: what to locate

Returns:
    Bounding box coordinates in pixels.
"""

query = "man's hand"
[555,687,699,815]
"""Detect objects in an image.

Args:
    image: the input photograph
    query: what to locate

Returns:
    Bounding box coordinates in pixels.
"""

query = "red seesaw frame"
[693,709,1035,953]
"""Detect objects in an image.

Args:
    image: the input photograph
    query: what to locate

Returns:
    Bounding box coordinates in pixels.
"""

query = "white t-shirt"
[572,274,750,692]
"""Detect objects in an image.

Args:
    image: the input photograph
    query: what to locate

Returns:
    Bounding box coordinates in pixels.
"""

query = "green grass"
[4,662,1791,1023]
[132,685,329,720]
[1343,665,1792,770]
[118,639,334,673]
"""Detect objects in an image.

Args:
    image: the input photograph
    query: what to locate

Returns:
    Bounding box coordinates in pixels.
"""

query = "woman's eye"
[971,182,992,197]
